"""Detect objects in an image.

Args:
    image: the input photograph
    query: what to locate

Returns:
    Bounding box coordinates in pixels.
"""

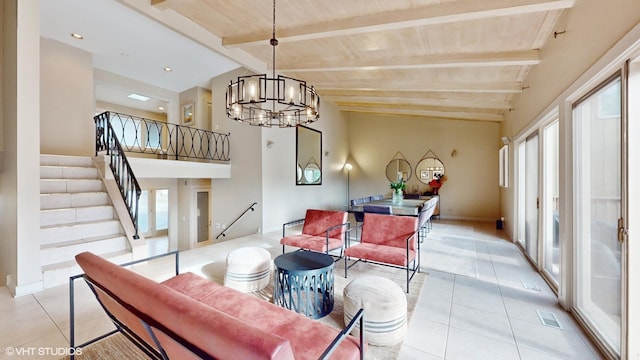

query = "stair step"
[41,205,115,227]
[40,220,123,246]
[40,192,110,210]
[40,179,104,194]
[40,235,129,267]
[41,165,100,180]
[40,154,94,167]
[42,249,132,288]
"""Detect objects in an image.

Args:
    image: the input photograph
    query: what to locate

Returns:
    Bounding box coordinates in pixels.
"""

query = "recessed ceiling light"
[163,67,172,72]
[70,33,84,39]
[158,106,165,111]
[128,93,150,101]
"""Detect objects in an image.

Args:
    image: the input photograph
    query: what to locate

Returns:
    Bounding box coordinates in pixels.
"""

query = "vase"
[392,189,403,202]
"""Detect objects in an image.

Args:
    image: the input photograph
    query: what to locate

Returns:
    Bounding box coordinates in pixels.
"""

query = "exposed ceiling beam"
[223,0,576,47]
[281,51,540,72]
[339,106,504,122]
[317,81,524,93]
[326,96,512,110]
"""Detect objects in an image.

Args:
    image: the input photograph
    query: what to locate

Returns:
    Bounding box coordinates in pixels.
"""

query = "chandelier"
[225,0,320,127]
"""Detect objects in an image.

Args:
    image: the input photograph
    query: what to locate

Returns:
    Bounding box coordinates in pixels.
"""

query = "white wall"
[1,0,42,294]
[40,38,94,156]
[348,113,500,221]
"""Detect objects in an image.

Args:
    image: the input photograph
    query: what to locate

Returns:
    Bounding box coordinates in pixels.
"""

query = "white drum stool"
[343,275,408,346]
[224,247,272,293]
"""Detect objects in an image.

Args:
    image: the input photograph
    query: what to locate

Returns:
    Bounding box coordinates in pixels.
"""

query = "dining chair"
[363,204,392,215]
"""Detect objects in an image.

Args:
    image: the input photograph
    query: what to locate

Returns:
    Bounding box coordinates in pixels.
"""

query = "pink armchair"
[280,209,350,256]
[344,213,420,292]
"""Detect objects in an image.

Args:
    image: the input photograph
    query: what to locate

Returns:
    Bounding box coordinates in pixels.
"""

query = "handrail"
[216,202,258,239]
[94,111,142,239]
[96,111,230,162]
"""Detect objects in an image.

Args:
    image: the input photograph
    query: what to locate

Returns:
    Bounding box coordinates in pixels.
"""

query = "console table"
[273,251,334,319]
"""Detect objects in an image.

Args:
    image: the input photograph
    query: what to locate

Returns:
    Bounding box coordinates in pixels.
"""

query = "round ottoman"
[224,247,272,293]
[343,276,407,346]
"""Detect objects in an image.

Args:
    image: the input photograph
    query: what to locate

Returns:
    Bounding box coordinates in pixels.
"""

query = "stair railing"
[94,111,142,239]
[216,202,258,239]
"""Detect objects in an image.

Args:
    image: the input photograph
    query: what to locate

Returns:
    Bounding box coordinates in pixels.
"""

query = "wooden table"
[350,198,426,216]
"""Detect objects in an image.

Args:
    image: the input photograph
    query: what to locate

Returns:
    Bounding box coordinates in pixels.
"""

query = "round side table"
[273,251,334,319]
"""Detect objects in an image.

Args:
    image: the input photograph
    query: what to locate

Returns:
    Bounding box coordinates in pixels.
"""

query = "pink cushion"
[359,213,418,250]
[75,252,295,360]
[344,242,416,267]
[301,209,348,240]
[280,234,343,252]
[163,272,363,360]
[281,209,348,252]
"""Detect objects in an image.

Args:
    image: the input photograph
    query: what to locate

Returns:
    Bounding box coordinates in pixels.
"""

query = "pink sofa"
[73,251,364,360]
[344,213,419,292]
[280,209,349,255]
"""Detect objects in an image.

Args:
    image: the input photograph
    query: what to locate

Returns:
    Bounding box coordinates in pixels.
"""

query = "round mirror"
[386,159,412,182]
[304,163,321,184]
[415,157,445,184]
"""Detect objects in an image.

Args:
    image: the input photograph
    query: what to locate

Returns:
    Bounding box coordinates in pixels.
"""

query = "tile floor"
[0,220,603,360]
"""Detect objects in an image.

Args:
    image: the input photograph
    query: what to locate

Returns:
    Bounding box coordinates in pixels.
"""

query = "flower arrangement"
[429,174,447,194]
[389,180,407,192]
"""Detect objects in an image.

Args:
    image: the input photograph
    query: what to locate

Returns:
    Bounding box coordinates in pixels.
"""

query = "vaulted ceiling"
[146,0,576,122]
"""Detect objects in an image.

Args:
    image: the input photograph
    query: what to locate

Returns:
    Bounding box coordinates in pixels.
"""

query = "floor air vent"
[521,280,541,291]
[536,310,563,329]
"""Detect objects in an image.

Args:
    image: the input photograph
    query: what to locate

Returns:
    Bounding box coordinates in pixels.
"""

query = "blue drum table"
[273,251,334,319]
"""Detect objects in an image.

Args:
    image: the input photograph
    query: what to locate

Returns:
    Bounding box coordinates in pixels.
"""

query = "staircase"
[40,154,132,288]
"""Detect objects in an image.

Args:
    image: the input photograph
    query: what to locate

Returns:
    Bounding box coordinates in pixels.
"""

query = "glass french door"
[518,132,539,263]
[138,189,169,237]
[542,121,560,285]
[574,74,622,354]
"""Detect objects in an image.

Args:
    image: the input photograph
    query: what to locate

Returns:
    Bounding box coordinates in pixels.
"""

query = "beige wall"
[209,68,351,236]
[40,38,94,156]
[96,101,167,122]
[210,68,264,240]
[348,113,499,221]
[500,0,640,237]
[261,100,350,233]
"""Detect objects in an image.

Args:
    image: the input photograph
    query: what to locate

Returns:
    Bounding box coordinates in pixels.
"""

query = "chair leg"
[344,255,348,278]
[406,265,410,293]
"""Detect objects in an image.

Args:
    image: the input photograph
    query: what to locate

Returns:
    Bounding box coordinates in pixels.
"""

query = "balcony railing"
[95,111,230,162]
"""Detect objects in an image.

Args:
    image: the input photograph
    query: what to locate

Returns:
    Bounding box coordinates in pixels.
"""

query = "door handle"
[617,218,627,244]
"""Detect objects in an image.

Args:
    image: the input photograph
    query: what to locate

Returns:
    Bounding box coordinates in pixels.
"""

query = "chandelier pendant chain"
[271,0,277,116]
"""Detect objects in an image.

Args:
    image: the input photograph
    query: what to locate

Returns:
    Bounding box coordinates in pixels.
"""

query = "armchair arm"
[345,224,363,247]
[282,218,305,237]
[325,222,351,250]
[405,228,421,261]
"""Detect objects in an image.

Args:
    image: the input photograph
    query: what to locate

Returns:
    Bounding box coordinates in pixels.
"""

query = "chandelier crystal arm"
[225,0,320,128]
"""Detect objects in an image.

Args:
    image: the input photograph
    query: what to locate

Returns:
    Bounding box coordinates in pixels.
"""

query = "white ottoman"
[343,276,408,346]
[224,247,272,293]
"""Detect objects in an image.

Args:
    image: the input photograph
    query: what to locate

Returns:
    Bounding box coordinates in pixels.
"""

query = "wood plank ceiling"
[150,0,576,122]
